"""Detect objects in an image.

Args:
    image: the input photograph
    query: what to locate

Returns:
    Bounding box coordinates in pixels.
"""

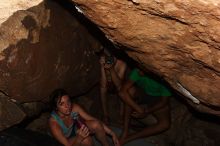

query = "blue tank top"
[51,111,78,138]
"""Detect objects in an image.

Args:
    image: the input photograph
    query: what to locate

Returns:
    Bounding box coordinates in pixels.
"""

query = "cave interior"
[0,0,220,146]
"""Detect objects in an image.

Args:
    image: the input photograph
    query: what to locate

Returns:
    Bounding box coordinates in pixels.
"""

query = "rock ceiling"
[71,0,220,115]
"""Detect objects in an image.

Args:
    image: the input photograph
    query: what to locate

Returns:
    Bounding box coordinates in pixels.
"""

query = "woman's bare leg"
[86,120,110,146]
[80,136,93,146]
[121,105,170,144]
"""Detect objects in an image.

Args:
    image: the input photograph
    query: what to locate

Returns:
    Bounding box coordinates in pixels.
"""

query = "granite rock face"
[71,0,220,115]
[0,0,101,103]
[0,0,43,25]
[0,0,101,130]
[0,93,25,131]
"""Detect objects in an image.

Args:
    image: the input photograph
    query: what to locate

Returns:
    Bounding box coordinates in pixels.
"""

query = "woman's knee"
[88,120,103,131]
[81,137,93,146]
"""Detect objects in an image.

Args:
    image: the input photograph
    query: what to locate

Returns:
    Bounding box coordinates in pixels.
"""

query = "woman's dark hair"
[49,88,68,111]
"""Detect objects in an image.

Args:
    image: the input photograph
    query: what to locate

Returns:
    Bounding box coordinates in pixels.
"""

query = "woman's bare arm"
[109,60,127,91]
[49,117,89,146]
[119,80,144,113]
[49,118,73,146]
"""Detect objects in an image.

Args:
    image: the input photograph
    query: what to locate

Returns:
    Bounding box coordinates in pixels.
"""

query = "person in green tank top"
[119,68,172,145]
[129,68,171,97]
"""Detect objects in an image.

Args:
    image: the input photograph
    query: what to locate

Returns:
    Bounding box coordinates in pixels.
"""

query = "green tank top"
[129,69,171,97]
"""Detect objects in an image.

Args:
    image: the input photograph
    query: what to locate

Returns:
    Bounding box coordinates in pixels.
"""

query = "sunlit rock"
[71,0,220,115]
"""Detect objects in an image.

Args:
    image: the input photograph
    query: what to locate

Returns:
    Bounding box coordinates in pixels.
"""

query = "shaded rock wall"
[146,97,220,146]
[71,0,220,115]
[0,0,100,103]
[0,0,101,130]
[0,93,25,131]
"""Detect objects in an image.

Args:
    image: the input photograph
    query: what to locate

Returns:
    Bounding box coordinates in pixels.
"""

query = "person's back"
[129,68,171,97]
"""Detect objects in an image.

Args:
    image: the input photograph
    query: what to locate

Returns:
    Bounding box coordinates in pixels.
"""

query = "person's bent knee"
[81,136,93,146]
[89,120,103,131]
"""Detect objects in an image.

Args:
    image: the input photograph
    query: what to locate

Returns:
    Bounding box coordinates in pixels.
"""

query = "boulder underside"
[71,0,220,115]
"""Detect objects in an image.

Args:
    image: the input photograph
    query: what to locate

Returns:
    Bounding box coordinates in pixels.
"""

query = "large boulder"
[0,0,101,102]
[0,93,25,131]
[0,0,43,25]
[70,0,220,115]
[0,0,101,130]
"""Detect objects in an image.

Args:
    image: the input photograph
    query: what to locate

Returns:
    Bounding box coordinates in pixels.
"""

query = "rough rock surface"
[0,0,101,103]
[0,0,101,130]
[0,93,25,131]
[0,0,43,25]
[71,0,220,115]
[144,97,220,146]
[0,127,62,146]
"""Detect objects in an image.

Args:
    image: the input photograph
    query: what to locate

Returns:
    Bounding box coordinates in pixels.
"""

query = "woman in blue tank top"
[48,89,120,146]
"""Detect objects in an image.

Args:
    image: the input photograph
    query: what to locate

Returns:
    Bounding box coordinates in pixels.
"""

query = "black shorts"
[134,87,161,105]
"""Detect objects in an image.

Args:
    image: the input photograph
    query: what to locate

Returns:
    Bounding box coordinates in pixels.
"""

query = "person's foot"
[129,119,146,131]
[119,136,128,146]
[119,138,125,145]
[131,107,148,119]
[131,111,146,119]
[119,132,128,145]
